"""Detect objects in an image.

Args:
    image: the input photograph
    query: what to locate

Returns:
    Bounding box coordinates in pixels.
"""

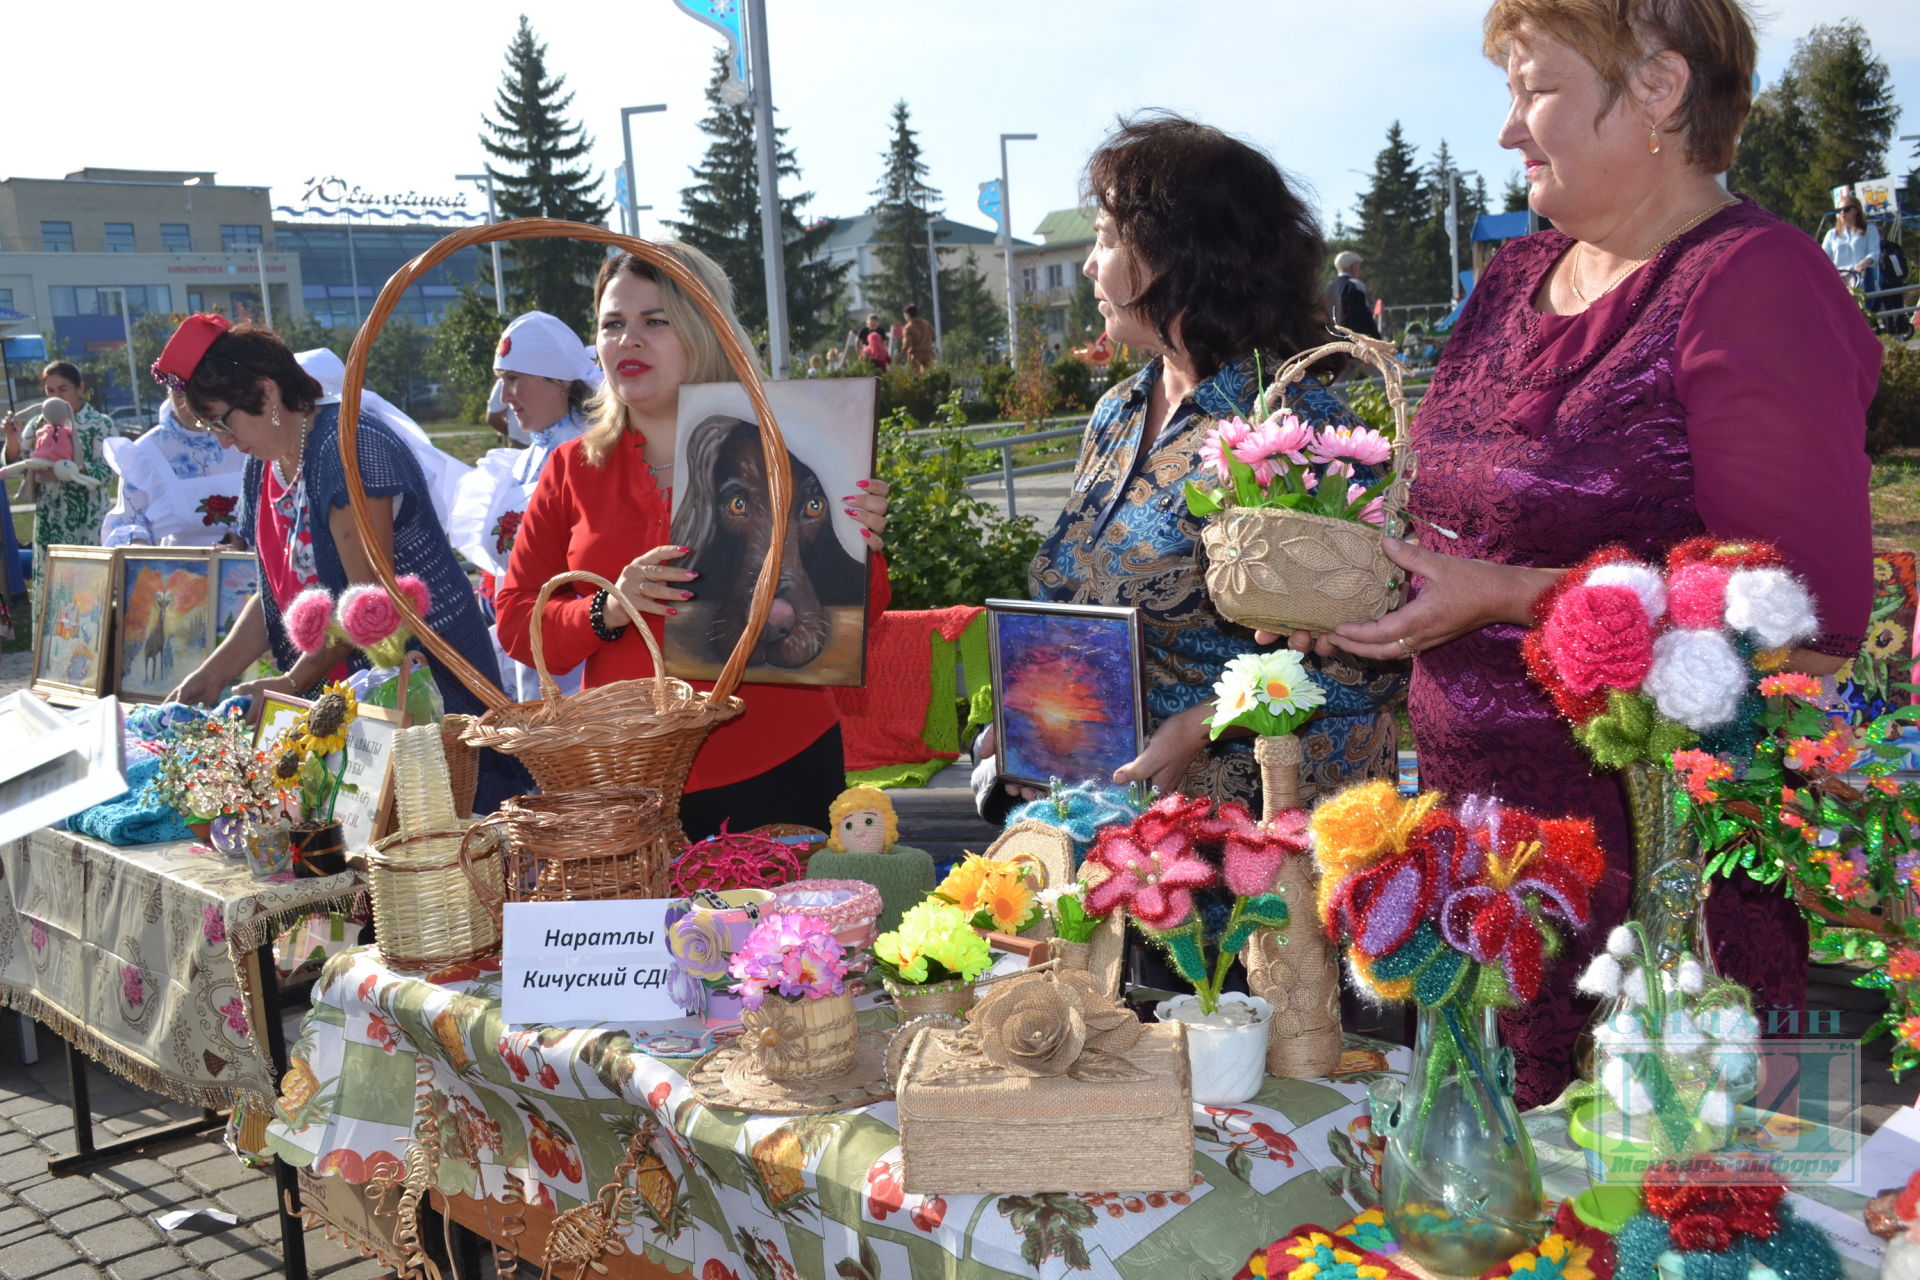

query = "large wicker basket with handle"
[334,219,790,836]
[1199,327,1416,635]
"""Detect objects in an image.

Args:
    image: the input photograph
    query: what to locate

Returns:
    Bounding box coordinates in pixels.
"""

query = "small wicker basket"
[456,785,670,927]
[1199,326,1417,635]
[334,220,790,836]
[368,823,503,972]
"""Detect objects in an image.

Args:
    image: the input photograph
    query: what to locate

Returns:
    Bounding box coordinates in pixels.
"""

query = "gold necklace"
[1568,197,1736,304]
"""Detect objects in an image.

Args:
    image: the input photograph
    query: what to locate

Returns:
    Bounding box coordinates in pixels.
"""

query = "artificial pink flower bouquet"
[285,576,441,724]
[726,913,852,1010]
[1184,410,1393,527]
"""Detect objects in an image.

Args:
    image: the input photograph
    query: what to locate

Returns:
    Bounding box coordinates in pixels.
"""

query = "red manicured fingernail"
[677,546,691,554]
[856,479,870,488]
[679,591,694,600]
[666,607,678,616]
[844,507,858,518]
[860,528,873,538]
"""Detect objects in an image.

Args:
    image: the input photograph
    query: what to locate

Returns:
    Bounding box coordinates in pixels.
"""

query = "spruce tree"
[1501,172,1530,213]
[668,51,848,350]
[1733,23,1896,231]
[864,102,942,318]
[1353,123,1447,309]
[480,17,608,327]
[932,251,1004,365]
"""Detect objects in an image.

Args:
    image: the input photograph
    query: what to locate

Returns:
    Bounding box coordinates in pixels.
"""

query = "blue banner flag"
[674,0,747,90]
[978,180,1004,231]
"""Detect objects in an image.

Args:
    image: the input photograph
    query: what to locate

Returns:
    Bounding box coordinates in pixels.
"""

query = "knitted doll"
[0,398,102,489]
[804,785,934,934]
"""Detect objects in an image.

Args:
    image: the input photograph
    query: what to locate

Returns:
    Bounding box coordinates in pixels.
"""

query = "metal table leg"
[47,1042,223,1176]
[254,939,309,1280]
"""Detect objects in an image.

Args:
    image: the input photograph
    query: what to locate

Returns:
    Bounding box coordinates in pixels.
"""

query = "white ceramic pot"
[1158,993,1274,1106]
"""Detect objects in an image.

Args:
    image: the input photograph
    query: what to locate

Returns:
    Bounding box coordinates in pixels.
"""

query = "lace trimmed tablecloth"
[0,828,361,1113]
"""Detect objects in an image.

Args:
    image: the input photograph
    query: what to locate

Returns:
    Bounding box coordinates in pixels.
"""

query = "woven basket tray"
[332,219,791,827]
[1200,326,1417,635]
[457,785,671,928]
[368,822,503,972]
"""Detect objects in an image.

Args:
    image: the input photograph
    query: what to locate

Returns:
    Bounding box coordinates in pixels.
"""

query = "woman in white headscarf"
[448,311,599,700]
[99,393,248,547]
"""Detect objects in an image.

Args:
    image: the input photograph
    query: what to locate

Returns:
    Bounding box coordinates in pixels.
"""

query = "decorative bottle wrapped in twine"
[1243,733,1343,1077]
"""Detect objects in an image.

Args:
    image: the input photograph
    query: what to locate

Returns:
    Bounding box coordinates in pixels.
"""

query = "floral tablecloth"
[0,829,361,1114]
[269,946,1409,1279]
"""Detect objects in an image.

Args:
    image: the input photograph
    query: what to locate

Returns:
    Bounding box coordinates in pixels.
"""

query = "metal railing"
[959,424,1085,516]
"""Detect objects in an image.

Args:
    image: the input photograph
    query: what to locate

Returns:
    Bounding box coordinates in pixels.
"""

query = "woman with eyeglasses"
[1822,197,1881,295]
[153,313,520,806]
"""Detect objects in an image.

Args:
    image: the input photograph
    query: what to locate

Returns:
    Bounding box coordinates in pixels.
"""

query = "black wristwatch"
[589,588,628,642]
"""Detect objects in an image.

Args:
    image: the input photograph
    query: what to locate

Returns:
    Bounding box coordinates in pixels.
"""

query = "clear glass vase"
[1371,1005,1546,1276]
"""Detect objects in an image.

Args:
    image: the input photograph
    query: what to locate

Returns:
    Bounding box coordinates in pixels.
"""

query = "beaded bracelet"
[589,588,628,642]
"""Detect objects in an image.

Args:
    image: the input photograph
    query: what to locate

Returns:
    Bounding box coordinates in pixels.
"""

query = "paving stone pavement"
[0,1017,394,1280]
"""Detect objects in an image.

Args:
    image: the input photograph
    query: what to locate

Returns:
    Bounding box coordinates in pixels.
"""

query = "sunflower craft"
[273,681,362,827]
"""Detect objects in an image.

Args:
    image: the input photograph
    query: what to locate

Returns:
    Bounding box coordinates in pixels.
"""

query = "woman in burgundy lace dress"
[1314,0,1881,1107]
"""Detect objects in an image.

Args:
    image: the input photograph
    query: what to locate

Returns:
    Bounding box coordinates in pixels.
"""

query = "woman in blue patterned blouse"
[978,114,1405,816]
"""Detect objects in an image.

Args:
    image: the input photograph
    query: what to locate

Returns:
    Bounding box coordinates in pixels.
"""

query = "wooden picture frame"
[30,546,117,706]
[211,551,259,646]
[986,599,1147,791]
[113,547,218,704]
[253,693,313,752]
[334,704,402,853]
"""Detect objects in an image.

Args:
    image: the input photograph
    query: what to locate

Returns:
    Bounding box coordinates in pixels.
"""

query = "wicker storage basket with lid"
[334,219,792,843]
[1198,326,1417,635]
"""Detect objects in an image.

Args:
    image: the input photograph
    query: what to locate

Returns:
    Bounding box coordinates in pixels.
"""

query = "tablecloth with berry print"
[0,829,361,1114]
[268,944,1419,1279]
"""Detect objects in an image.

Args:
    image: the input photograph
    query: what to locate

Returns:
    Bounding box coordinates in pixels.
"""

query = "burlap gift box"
[895,1019,1194,1196]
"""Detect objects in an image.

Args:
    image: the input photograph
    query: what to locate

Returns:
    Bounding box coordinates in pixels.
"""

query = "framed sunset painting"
[986,600,1146,790]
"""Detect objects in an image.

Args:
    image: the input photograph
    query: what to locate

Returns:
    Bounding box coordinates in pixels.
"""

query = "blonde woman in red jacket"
[495,244,891,837]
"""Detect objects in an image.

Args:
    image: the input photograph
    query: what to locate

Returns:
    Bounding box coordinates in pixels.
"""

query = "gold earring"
[1648,127,1661,156]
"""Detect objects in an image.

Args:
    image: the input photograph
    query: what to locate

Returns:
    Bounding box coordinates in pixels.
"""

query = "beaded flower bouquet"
[1189,329,1414,635]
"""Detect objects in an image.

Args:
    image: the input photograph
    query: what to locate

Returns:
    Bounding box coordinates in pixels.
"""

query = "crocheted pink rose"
[285,587,336,656]
[338,585,403,648]
[1542,582,1654,695]
[1667,562,1732,630]
[396,575,431,618]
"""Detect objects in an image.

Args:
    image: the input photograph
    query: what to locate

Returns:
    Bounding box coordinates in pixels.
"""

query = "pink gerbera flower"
[1232,415,1313,486]
[1310,424,1392,469]
[1199,418,1253,484]
[1346,483,1385,527]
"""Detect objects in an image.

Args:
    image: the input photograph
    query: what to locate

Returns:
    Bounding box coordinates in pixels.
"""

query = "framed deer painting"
[114,548,218,705]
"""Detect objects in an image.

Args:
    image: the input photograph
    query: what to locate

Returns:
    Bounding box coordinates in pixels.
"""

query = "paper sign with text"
[500,899,682,1026]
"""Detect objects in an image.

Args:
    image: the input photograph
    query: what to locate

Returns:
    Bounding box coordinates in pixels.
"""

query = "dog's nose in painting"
[767,597,797,641]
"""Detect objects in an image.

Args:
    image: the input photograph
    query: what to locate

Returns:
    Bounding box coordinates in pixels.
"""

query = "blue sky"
[14,1,1918,272]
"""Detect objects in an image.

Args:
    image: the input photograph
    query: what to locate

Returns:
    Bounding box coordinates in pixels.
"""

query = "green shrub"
[1342,378,1398,437]
[1045,357,1095,414]
[1869,336,1920,457]
[979,363,1015,414]
[877,393,1043,609]
[877,367,956,424]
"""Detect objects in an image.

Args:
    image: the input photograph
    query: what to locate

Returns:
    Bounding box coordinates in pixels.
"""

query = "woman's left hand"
[843,478,890,552]
[1112,702,1214,795]
[1321,537,1560,662]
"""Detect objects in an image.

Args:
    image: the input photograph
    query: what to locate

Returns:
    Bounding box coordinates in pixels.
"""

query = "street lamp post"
[1446,168,1478,304]
[925,214,943,355]
[96,287,140,424]
[621,105,667,244]
[254,243,273,328]
[455,172,506,315]
[744,0,790,377]
[998,133,1037,365]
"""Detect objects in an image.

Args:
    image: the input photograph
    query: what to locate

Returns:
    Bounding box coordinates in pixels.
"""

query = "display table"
[0,827,363,1280]
[269,946,1402,1280]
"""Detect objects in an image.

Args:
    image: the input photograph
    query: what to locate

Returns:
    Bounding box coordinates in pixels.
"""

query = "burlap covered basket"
[1199,327,1416,635]
[334,219,792,843]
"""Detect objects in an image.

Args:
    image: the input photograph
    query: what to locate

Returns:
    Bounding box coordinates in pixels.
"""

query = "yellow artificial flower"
[979,869,1035,933]
[299,682,360,757]
[1865,620,1909,661]
[936,854,994,914]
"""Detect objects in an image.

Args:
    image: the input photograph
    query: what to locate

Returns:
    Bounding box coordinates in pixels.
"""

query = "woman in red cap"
[154,313,523,808]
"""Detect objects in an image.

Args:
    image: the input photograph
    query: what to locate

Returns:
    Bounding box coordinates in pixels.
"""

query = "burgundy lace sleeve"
[1675,223,1882,656]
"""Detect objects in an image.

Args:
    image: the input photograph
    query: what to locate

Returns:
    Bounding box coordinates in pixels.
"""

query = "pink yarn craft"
[1666,562,1732,630]
[1540,582,1654,695]
[285,587,336,656]
[668,825,805,898]
[769,879,883,949]
[337,585,402,648]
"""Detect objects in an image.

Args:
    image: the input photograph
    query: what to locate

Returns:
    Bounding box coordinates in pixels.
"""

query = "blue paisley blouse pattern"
[1029,356,1405,810]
